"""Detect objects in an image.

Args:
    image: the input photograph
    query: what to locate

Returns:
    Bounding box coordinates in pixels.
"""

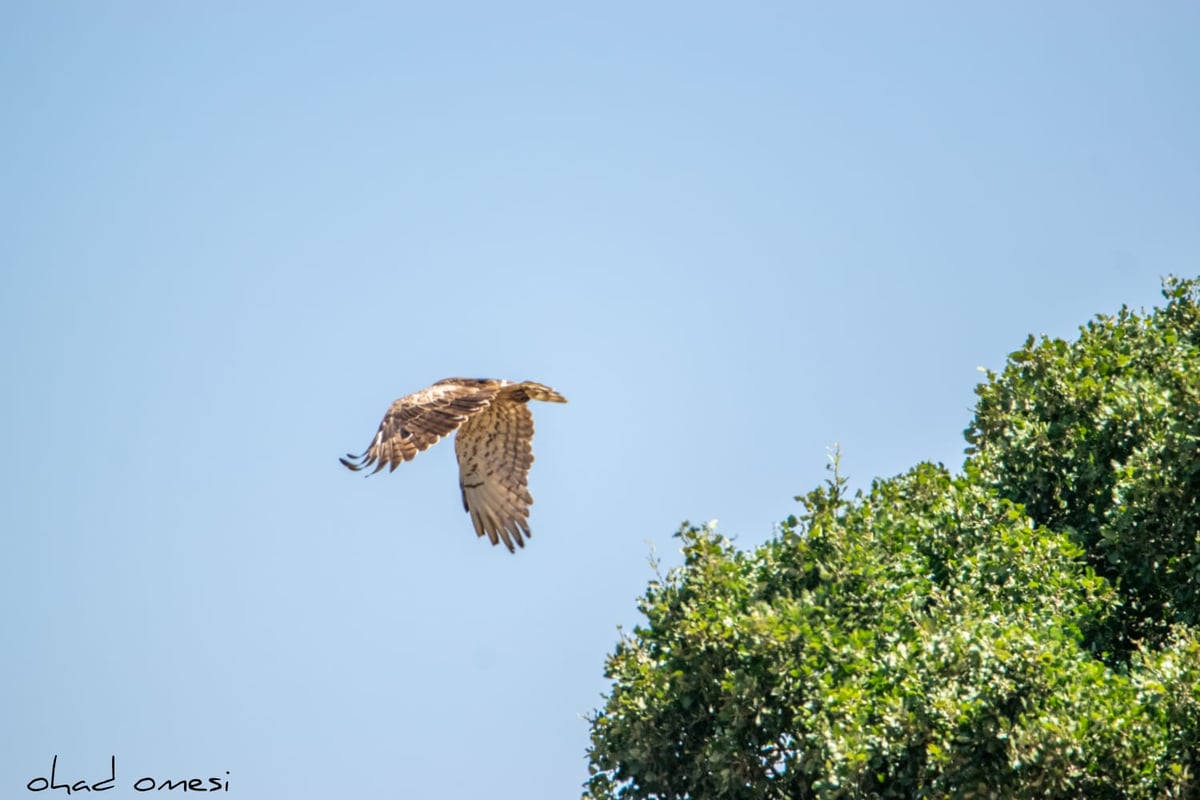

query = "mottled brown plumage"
[341,378,567,552]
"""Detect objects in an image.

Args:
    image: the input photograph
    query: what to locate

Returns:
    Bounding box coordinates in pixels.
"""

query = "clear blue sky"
[2,3,1197,798]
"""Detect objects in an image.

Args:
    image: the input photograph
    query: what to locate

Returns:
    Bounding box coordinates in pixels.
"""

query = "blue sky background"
[2,3,1197,798]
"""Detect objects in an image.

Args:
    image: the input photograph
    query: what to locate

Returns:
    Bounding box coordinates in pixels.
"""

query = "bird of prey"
[341,378,567,552]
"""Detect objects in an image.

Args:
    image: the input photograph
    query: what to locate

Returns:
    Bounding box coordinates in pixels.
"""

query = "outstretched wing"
[455,397,537,553]
[341,379,502,474]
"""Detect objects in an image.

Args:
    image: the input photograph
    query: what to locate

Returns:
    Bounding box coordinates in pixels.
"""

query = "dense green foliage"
[968,276,1200,654]
[586,278,1200,799]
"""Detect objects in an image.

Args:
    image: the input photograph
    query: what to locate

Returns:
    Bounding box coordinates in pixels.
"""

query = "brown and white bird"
[341,378,567,552]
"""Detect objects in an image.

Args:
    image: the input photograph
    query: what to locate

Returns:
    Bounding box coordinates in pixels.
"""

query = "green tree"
[586,278,1200,799]
[967,276,1200,655]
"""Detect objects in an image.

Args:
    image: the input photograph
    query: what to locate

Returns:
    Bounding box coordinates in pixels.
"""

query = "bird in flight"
[341,378,567,552]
